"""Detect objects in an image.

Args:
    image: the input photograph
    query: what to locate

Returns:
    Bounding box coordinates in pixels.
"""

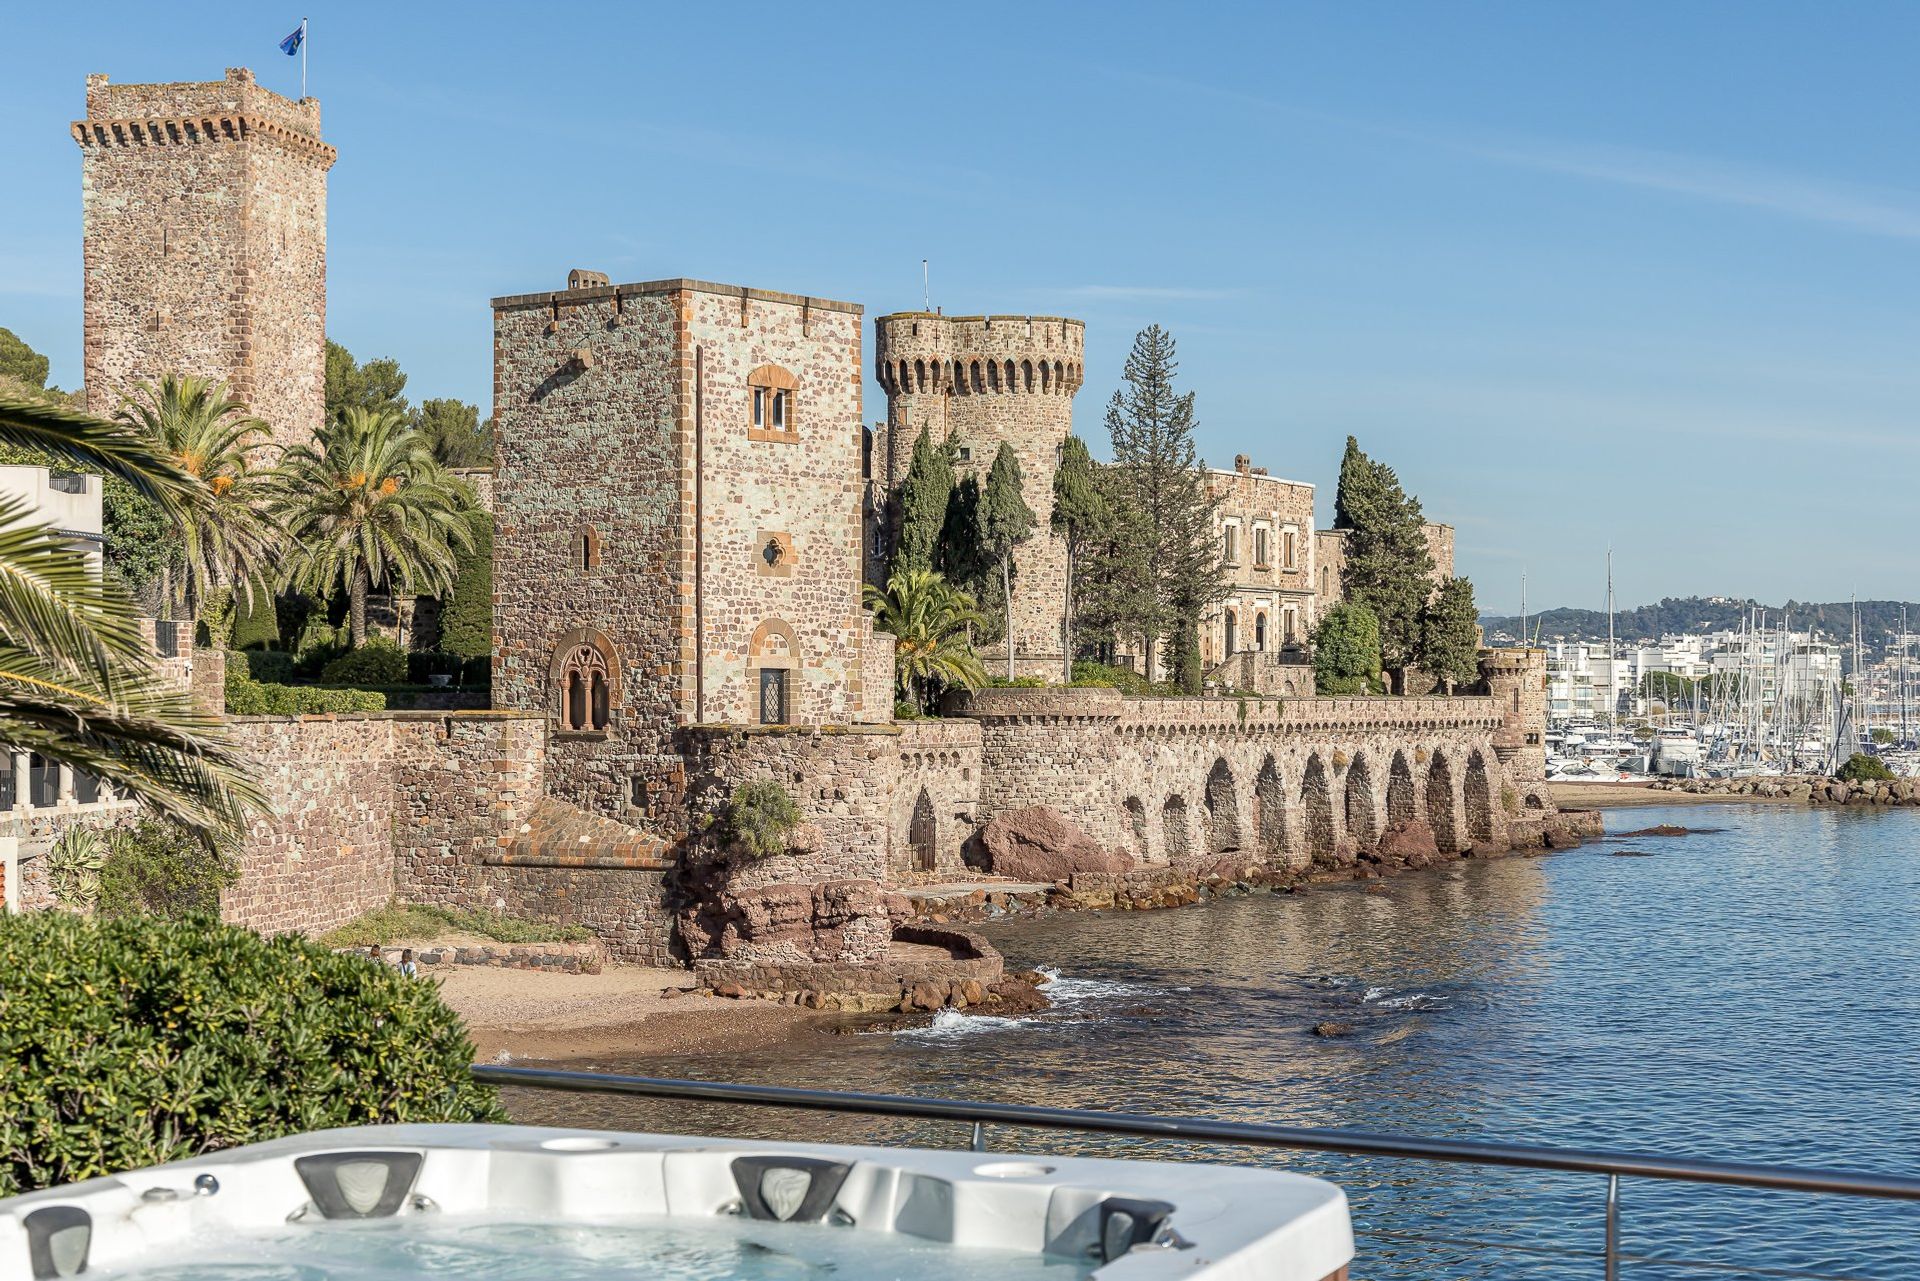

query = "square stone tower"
[491,274,890,825]
[73,68,332,448]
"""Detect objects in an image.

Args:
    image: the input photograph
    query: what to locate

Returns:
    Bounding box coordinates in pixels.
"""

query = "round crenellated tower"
[874,312,1085,673]
[1479,647,1549,782]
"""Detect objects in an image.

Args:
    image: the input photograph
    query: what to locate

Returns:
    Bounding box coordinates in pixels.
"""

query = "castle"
[35,68,1565,990]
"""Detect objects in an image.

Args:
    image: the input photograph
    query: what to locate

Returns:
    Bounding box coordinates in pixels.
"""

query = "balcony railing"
[475,1065,1920,1281]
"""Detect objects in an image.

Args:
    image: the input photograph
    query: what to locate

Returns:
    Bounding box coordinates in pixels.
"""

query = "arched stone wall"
[1301,754,1336,864]
[1465,749,1496,844]
[1204,758,1241,854]
[1254,756,1289,865]
[1163,794,1192,863]
[1344,751,1379,848]
[1387,751,1417,828]
[1123,795,1151,863]
[1427,749,1460,852]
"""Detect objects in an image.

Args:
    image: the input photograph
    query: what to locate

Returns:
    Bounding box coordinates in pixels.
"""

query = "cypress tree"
[979,443,1036,679]
[895,425,953,574]
[1331,436,1432,684]
[1050,435,1110,681]
[1091,326,1225,678]
[1418,575,1481,693]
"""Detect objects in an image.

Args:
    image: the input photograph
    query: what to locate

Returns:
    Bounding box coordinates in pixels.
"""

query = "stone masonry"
[491,275,888,833]
[1203,456,1318,691]
[74,68,331,449]
[873,314,1085,673]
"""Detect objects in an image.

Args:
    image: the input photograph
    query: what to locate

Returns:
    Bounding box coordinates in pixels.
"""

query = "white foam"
[1361,988,1449,1011]
[893,1008,1041,1040]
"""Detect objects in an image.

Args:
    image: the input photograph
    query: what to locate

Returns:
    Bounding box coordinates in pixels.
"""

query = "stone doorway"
[909,789,937,874]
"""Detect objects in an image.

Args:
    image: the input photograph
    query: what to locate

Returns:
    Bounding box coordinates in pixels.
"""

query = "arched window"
[749,619,800,725]
[748,364,799,441]
[1255,612,1268,651]
[556,642,611,732]
[1224,609,1238,656]
[576,525,600,571]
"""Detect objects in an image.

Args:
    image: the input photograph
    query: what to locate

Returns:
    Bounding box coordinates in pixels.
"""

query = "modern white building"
[0,464,104,574]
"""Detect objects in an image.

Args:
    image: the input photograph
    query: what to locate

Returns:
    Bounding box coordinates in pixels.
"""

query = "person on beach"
[367,945,383,966]
[399,948,417,979]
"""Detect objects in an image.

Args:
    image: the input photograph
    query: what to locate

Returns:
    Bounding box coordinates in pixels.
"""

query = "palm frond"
[0,395,195,515]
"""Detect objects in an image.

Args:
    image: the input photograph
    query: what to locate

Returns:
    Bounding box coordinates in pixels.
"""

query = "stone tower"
[873,313,1084,673]
[1480,647,1549,781]
[73,68,333,449]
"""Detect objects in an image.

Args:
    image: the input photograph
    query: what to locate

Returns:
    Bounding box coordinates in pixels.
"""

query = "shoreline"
[435,963,837,1063]
[1549,780,1796,810]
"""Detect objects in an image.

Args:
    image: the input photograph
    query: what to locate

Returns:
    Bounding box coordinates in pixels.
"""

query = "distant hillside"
[1481,596,1920,651]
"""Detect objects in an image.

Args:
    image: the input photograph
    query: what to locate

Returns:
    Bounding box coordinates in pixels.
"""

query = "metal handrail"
[472,1065,1920,1202]
[474,1065,1920,1281]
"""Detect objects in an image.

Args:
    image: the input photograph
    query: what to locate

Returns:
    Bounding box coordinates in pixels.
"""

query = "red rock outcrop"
[977,806,1133,883]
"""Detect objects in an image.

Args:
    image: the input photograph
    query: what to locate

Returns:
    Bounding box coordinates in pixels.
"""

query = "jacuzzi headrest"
[294,1151,425,1220]
[729,1156,853,1223]
[23,1206,89,1279]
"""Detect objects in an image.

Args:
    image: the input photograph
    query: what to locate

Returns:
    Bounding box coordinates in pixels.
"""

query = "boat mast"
[1606,547,1616,739]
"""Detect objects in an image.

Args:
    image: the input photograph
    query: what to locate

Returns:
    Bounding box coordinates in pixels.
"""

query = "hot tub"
[0,1125,1353,1280]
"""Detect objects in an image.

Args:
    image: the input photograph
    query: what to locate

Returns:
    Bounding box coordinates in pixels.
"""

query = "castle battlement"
[874,312,1084,396]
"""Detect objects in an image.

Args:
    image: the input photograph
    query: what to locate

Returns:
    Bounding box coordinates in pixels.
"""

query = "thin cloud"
[1456,138,1920,242]
[1052,285,1243,301]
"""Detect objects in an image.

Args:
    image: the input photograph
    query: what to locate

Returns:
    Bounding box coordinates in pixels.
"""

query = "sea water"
[96,1214,1094,1281]
[502,804,1920,1280]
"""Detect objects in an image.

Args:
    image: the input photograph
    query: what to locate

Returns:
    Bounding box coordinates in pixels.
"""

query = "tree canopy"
[895,425,954,574]
[1085,326,1224,678]
[1418,576,1481,692]
[978,442,1036,678]
[0,328,50,390]
[1313,602,1382,696]
[1051,434,1110,681]
[1331,436,1432,679]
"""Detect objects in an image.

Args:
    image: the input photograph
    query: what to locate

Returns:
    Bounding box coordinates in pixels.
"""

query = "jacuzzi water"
[93,1213,1093,1281]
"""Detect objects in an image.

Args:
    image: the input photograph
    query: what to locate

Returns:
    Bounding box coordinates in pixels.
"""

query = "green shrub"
[1071,660,1150,693]
[713,780,801,859]
[293,614,348,677]
[320,636,409,685]
[230,585,281,650]
[45,828,108,911]
[0,912,505,1196]
[440,511,493,661]
[95,819,238,919]
[226,658,387,715]
[239,649,297,685]
[319,902,592,948]
[985,674,1048,688]
[1313,603,1383,696]
[893,699,925,720]
[1837,753,1895,783]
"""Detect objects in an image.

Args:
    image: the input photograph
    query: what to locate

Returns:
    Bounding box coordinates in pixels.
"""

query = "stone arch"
[1204,758,1240,854]
[549,627,620,734]
[1022,359,1035,391]
[1466,749,1496,844]
[1053,359,1065,390]
[970,360,983,392]
[1040,362,1052,393]
[1004,358,1017,390]
[1345,751,1379,848]
[1387,750,1416,827]
[914,357,927,391]
[1254,756,1287,859]
[1426,749,1460,852]
[1123,796,1149,863]
[1301,754,1336,864]
[908,788,937,873]
[575,524,601,571]
[1163,794,1191,863]
[748,618,800,724]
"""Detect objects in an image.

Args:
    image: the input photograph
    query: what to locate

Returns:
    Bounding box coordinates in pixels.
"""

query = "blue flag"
[280,24,304,56]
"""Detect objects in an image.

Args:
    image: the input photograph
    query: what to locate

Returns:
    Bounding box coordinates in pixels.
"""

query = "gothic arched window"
[554,637,614,733]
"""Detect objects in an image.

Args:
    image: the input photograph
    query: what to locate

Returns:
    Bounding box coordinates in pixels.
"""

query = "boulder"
[1311,1021,1355,1038]
[979,806,1133,883]
[1374,820,1440,868]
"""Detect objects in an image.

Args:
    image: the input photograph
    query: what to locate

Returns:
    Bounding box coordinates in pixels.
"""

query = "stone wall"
[75,68,331,450]
[391,712,546,906]
[955,685,1526,872]
[492,275,882,833]
[1314,522,1455,618]
[874,313,1085,669]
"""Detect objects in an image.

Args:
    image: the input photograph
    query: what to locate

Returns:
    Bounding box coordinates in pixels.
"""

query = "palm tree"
[0,394,263,840]
[275,406,475,647]
[863,568,988,712]
[115,375,280,623]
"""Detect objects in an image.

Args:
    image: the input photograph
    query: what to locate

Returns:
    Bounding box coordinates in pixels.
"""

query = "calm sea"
[501,804,1920,1279]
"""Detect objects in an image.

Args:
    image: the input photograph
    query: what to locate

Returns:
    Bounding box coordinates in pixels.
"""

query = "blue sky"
[6,2,1920,613]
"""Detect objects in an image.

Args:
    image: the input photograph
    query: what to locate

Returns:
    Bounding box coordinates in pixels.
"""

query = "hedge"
[319,636,409,685]
[0,913,505,1196]
[440,511,492,660]
[230,584,280,651]
[225,657,387,714]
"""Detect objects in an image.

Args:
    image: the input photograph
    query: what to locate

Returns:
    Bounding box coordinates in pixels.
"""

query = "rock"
[785,822,825,854]
[1374,819,1440,868]
[908,980,947,1012]
[1616,825,1692,839]
[713,981,747,1000]
[658,986,683,999]
[1311,1021,1355,1037]
[979,806,1133,883]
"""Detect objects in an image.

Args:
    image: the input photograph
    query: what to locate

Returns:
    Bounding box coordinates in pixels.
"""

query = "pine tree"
[1090,326,1225,678]
[1050,435,1110,682]
[895,425,954,573]
[1330,436,1432,684]
[1418,576,1481,693]
[978,443,1036,679]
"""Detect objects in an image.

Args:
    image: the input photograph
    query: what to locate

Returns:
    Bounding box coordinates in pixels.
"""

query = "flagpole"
[301,17,308,100]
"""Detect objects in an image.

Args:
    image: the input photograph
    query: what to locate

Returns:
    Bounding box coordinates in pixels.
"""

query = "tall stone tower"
[873,313,1084,673]
[73,68,332,449]
[1481,647,1549,781]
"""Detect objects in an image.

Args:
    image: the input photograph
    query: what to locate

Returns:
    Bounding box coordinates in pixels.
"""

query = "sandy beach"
[1550,780,1797,810]
[433,964,834,1063]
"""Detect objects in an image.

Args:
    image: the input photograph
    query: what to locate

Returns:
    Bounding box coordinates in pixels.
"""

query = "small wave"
[1362,988,1449,1011]
[891,1008,1041,1040]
